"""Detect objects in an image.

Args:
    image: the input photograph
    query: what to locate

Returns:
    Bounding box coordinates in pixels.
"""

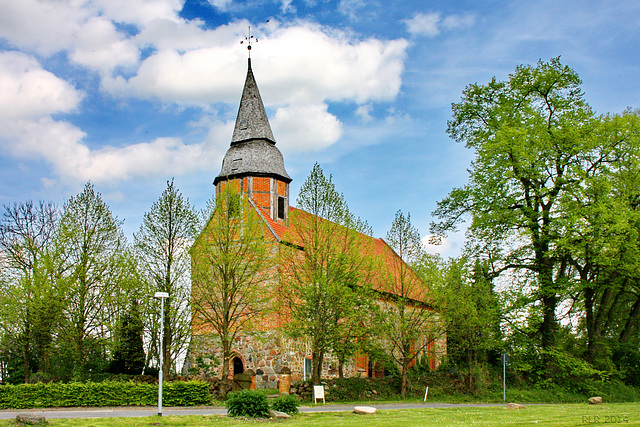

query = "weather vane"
[240,25,258,57]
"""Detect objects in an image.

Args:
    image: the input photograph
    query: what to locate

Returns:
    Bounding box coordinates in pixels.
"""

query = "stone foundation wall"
[184,330,357,389]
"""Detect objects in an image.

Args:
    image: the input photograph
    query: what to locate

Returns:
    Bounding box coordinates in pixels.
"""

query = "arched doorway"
[232,356,244,375]
[231,355,252,391]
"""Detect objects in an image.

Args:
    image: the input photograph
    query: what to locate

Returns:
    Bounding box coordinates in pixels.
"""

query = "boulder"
[589,396,603,405]
[269,410,291,419]
[354,406,377,415]
[16,414,46,425]
[506,403,525,409]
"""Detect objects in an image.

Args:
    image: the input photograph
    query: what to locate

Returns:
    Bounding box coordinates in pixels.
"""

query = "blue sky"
[1,0,639,257]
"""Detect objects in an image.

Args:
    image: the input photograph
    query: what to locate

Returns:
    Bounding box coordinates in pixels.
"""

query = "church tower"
[214,58,291,226]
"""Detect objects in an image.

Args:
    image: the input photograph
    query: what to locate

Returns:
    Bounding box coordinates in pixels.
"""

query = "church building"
[186,57,442,389]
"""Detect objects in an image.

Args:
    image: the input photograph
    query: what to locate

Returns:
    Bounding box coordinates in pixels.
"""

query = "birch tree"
[134,180,199,376]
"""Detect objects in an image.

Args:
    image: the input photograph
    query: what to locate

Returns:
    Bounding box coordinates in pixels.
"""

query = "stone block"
[353,406,377,415]
[506,403,525,409]
[589,396,603,405]
[16,414,46,424]
[269,410,291,419]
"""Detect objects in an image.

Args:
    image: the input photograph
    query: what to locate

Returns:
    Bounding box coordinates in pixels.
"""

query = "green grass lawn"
[1,403,638,426]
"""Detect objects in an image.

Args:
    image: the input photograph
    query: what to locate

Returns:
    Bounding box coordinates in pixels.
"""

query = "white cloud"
[280,0,296,13]
[0,117,227,185]
[206,0,234,11]
[355,104,374,123]
[405,12,441,37]
[0,52,82,119]
[107,45,245,103]
[103,20,407,155]
[110,22,408,107]
[258,24,408,104]
[0,52,228,185]
[0,5,410,185]
[405,12,475,38]
[0,0,90,55]
[92,0,183,26]
[338,0,368,20]
[70,17,140,72]
[0,0,183,62]
[272,103,343,152]
[442,13,476,30]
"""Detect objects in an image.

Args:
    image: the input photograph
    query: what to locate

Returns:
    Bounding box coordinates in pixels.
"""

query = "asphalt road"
[0,402,510,420]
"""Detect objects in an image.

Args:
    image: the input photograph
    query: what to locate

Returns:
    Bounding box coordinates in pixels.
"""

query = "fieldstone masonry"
[185,330,357,388]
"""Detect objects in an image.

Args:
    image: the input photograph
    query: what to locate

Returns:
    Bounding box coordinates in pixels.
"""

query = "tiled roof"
[252,205,430,305]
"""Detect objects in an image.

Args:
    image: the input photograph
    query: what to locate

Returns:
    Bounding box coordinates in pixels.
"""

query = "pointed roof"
[214,59,290,185]
[231,58,275,145]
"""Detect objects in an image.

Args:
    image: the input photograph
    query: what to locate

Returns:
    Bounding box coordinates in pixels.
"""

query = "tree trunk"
[620,294,640,343]
[221,356,231,395]
[400,360,408,397]
[312,349,324,385]
[163,305,171,378]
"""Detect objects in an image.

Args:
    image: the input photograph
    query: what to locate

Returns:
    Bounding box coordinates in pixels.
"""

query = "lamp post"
[501,353,510,402]
[154,291,169,416]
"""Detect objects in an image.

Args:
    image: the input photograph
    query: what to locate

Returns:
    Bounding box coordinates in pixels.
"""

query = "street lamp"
[154,291,169,416]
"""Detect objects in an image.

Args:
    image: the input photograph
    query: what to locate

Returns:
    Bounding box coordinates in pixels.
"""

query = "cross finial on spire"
[240,25,258,58]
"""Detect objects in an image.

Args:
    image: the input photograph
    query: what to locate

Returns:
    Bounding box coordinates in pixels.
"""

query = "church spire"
[214,58,290,186]
[230,59,275,145]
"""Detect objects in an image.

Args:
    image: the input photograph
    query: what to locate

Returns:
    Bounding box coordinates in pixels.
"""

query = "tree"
[382,210,437,396]
[109,300,145,375]
[556,111,640,364]
[281,163,375,384]
[0,201,63,382]
[431,258,502,392]
[56,183,128,376]
[190,183,273,392]
[432,58,595,354]
[134,179,199,377]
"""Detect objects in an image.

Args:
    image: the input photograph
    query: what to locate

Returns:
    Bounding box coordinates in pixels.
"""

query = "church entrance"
[233,356,244,375]
[231,356,252,390]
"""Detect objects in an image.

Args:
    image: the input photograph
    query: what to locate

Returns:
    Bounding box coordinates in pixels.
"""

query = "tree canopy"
[432,57,640,375]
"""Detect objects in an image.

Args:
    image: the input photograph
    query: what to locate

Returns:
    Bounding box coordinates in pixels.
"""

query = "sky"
[1,0,639,258]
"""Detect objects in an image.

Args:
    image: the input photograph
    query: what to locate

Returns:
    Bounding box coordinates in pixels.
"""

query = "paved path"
[0,402,510,420]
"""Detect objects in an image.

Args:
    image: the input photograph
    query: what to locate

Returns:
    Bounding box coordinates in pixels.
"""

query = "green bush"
[271,394,299,414]
[226,389,270,418]
[292,378,400,402]
[0,381,210,409]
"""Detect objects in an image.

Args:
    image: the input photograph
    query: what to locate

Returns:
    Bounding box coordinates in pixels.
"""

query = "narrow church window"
[304,358,312,381]
[277,196,285,220]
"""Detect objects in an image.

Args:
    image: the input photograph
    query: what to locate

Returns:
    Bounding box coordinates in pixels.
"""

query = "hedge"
[0,381,211,409]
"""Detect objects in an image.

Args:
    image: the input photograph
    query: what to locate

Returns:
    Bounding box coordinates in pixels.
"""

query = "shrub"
[226,389,270,418]
[538,348,609,395]
[271,394,299,414]
[292,378,400,402]
[0,380,210,409]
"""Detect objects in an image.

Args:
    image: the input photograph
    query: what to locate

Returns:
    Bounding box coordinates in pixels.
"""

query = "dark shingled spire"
[231,58,275,144]
[214,59,291,185]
